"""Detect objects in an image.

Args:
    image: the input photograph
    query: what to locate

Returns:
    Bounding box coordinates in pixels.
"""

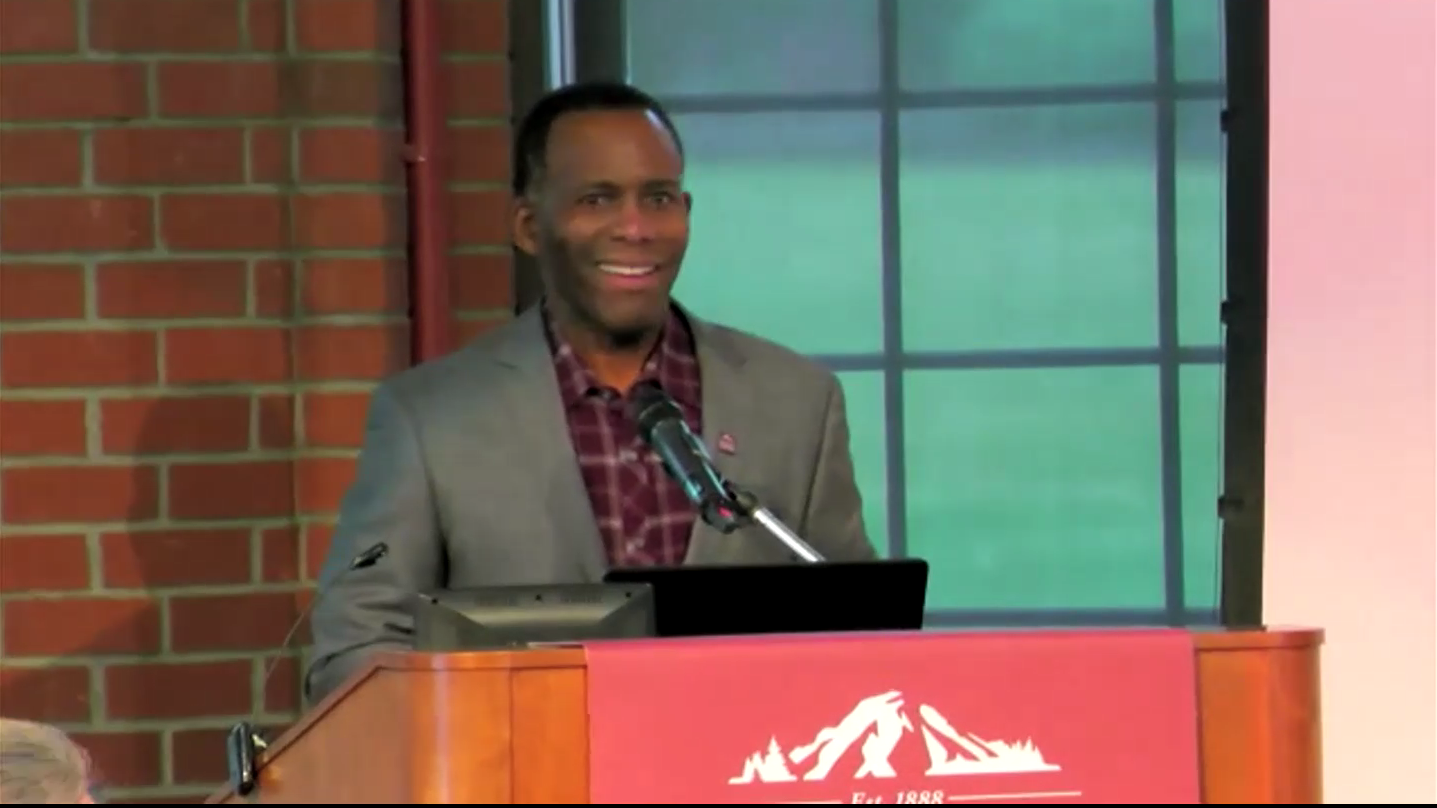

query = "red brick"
[450,253,512,311]
[291,60,402,117]
[294,0,400,52]
[0,129,82,187]
[247,125,292,182]
[0,62,148,121]
[101,395,251,454]
[298,126,403,183]
[99,528,252,588]
[0,262,86,320]
[0,398,87,455]
[303,522,333,579]
[442,60,508,118]
[301,257,407,314]
[0,330,158,388]
[155,60,400,119]
[449,189,510,246]
[438,0,506,54]
[159,193,287,251]
[295,456,355,514]
[263,654,300,712]
[93,127,246,186]
[162,327,290,385]
[447,124,509,183]
[0,0,79,53]
[292,192,405,249]
[296,323,407,381]
[89,0,241,52]
[0,533,90,592]
[96,259,249,320]
[243,0,284,51]
[302,391,371,448]
[167,460,294,520]
[259,526,299,582]
[70,730,162,787]
[0,665,91,722]
[251,258,293,316]
[104,659,251,720]
[155,61,281,118]
[2,596,161,656]
[256,393,294,449]
[1,465,160,524]
[170,591,300,652]
[0,194,153,253]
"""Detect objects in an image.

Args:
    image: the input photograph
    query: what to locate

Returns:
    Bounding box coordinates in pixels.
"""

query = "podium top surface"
[360,624,1323,675]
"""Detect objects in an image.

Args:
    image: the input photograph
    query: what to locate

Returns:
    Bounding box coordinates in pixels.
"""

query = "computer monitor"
[603,558,929,638]
[410,582,656,652]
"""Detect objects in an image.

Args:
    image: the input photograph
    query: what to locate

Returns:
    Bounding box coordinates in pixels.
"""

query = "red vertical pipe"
[401,0,453,364]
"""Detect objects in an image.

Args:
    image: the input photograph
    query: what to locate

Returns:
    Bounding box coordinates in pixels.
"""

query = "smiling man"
[306,81,878,702]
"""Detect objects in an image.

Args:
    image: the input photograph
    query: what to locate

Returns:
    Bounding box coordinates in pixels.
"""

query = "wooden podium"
[206,628,1322,804]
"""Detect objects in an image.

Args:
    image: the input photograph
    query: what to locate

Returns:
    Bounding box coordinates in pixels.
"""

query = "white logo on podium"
[728,690,1062,786]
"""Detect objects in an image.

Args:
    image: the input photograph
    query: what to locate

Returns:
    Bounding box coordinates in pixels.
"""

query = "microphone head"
[629,382,682,441]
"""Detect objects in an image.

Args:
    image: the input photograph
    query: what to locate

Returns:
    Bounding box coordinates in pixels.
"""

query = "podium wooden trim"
[206,627,1322,804]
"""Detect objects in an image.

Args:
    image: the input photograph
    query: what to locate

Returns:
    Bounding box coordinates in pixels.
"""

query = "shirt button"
[618,449,637,463]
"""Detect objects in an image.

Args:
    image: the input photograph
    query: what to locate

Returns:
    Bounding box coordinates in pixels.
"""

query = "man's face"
[512,108,691,346]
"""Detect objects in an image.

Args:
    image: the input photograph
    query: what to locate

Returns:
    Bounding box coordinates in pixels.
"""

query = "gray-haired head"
[0,718,94,804]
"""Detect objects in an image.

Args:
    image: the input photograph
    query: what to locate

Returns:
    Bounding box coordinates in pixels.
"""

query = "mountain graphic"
[728,690,1062,785]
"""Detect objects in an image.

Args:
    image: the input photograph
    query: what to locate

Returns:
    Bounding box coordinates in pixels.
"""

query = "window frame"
[529,0,1267,629]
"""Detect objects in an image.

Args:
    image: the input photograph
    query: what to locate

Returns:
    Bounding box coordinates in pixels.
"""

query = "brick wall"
[0,0,514,801]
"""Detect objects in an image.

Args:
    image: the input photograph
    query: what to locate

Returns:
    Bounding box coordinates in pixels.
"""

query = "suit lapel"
[491,308,608,580]
[683,315,754,565]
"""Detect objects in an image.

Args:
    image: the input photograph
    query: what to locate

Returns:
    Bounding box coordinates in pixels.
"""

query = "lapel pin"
[716,432,737,455]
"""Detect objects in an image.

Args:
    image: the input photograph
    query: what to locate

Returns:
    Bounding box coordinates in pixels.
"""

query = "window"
[568,0,1227,626]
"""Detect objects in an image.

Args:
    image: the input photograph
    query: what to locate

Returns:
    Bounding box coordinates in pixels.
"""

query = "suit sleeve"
[306,383,442,703]
[800,375,880,561]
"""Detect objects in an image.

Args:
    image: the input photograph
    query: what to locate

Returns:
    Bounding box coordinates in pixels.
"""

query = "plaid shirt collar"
[541,299,700,411]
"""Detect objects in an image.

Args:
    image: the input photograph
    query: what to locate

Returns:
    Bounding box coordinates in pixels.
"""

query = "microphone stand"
[719,485,827,564]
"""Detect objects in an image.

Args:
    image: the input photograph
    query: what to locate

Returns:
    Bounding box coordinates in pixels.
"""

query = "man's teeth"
[599,264,657,277]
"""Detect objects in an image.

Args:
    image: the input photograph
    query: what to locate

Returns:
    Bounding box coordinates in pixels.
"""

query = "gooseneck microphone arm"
[629,382,826,564]
[724,485,825,563]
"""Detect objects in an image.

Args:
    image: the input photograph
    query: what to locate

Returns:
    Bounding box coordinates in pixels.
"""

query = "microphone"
[225,540,390,797]
[629,382,743,533]
[628,382,825,563]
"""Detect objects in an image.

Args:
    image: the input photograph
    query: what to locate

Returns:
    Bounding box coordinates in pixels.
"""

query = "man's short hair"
[511,81,685,197]
[0,718,93,804]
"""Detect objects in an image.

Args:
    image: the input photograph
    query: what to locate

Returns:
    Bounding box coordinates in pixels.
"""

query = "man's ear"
[682,190,693,213]
[511,195,539,257]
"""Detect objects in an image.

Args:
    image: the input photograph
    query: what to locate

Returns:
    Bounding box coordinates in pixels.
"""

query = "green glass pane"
[904,366,1166,610]
[897,0,1155,91]
[1175,0,1225,83]
[1180,363,1223,611]
[899,104,1158,352]
[1177,100,1225,347]
[669,111,886,355]
[835,370,890,557]
[625,0,879,96]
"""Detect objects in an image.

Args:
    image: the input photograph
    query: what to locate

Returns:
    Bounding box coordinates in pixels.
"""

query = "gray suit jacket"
[306,305,877,701]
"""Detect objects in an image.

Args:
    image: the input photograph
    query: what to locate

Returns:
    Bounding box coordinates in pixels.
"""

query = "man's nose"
[611,198,657,240]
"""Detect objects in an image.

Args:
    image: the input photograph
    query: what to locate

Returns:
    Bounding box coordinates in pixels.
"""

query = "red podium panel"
[585,629,1201,804]
[206,628,1322,804]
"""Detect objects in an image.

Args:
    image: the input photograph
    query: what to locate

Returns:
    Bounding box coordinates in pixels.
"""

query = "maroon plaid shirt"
[545,304,703,568]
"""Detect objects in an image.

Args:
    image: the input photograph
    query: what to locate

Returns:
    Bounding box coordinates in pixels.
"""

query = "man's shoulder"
[376,317,531,410]
[700,320,839,394]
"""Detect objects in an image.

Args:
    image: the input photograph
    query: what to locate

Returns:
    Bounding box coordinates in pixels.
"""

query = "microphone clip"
[226,721,269,796]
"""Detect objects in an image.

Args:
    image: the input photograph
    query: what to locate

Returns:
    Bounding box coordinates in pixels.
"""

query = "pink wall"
[1265,0,1436,801]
